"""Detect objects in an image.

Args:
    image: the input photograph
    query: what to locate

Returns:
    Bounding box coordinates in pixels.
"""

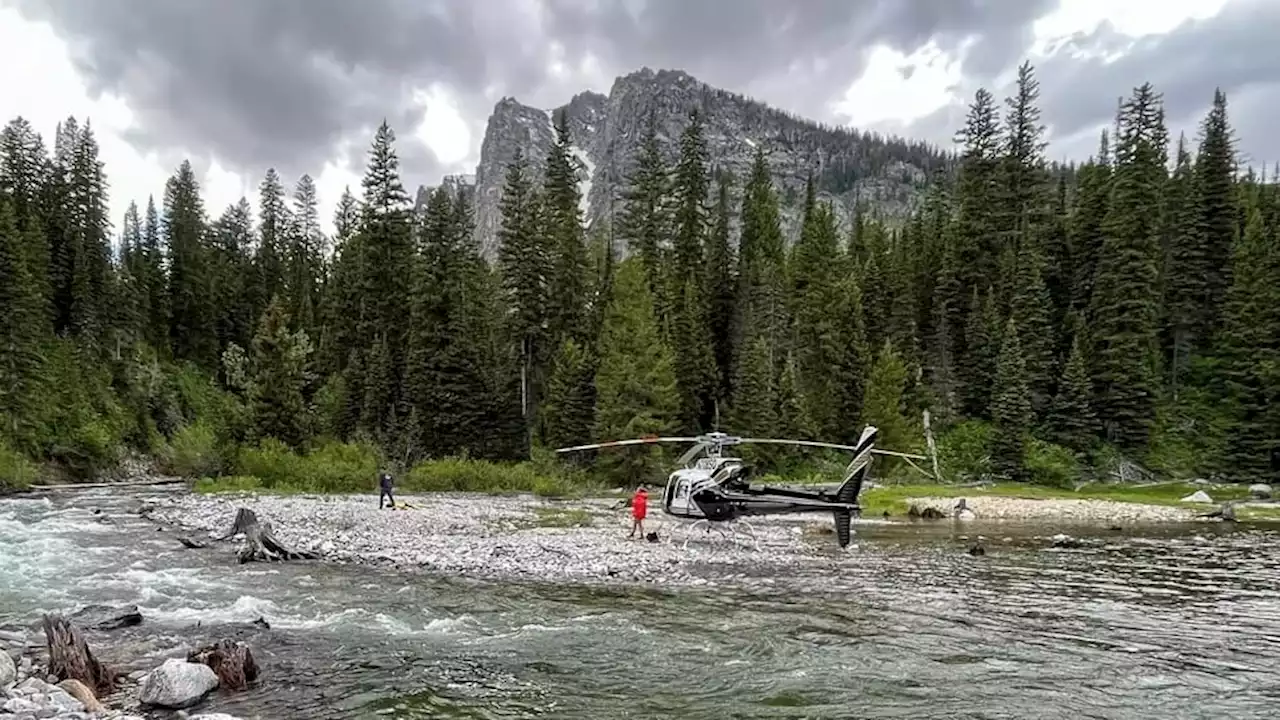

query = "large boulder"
[139,658,220,709]
[1249,483,1272,500]
[0,649,14,687]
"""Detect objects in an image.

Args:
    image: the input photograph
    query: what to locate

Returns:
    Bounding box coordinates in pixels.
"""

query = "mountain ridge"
[426,67,953,258]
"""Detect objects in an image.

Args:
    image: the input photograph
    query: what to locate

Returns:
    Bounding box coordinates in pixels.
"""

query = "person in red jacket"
[628,486,648,539]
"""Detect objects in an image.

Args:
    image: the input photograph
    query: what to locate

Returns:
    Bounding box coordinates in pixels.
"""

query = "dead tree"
[219,508,318,563]
[43,614,116,696]
[188,640,259,691]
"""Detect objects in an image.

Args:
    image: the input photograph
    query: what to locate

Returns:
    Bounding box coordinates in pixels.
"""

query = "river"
[3,487,1279,719]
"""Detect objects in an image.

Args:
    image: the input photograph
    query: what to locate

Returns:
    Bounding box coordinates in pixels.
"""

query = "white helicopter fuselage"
[660,456,744,519]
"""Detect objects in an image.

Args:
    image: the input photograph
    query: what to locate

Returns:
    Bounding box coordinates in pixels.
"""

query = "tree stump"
[43,614,115,696]
[187,639,259,691]
[219,508,318,563]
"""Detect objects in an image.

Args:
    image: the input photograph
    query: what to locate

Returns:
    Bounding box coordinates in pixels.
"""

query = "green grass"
[530,506,595,528]
[859,481,1256,517]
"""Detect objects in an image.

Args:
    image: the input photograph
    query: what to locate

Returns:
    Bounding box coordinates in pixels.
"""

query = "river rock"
[1180,490,1213,504]
[0,648,14,687]
[139,659,219,709]
[70,604,143,631]
[2,696,41,714]
[188,714,247,719]
[1248,483,1272,500]
[57,679,103,713]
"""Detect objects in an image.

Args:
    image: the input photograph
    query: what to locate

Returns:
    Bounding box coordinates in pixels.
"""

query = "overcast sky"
[1,0,1275,237]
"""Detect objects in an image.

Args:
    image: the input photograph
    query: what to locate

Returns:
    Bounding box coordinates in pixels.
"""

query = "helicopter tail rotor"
[830,425,877,548]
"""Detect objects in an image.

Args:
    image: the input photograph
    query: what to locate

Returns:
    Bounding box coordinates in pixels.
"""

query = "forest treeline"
[1,62,1277,491]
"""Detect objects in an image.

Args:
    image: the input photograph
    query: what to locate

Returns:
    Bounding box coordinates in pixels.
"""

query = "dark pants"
[380,488,395,508]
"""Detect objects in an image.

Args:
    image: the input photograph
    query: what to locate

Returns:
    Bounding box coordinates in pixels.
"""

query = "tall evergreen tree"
[0,117,52,313]
[496,147,552,441]
[1047,333,1096,453]
[1070,132,1112,314]
[255,168,289,319]
[0,196,47,441]
[1193,89,1236,344]
[1088,84,1165,449]
[1161,135,1202,395]
[542,338,596,450]
[861,340,913,455]
[592,258,679,481]
[543,109,590,349]
[249,296,311,448]
[705,172,736,405]
[164,160,217,367]
[668,108,717,432]
[618,110,670,306]
[990,319,1032,480]
[139,196,168,352]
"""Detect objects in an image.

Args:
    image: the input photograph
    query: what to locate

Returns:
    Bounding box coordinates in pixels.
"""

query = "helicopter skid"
[677,517,761,552]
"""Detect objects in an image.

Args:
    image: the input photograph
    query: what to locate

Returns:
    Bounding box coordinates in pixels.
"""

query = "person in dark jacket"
[378,471,395,509]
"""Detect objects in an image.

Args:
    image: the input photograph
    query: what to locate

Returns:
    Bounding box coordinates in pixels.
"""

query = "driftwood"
[43,614,116,696]
[187,639,259,691]
[220,508,318,563]
[177,535,208,549]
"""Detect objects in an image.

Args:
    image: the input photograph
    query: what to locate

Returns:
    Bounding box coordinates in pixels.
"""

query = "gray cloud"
[7,0,1061,189]
[21,0,1274,192]
[889,0,1280,168]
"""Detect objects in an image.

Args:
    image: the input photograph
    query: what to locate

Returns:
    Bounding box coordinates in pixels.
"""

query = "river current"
[2,488,1279,719]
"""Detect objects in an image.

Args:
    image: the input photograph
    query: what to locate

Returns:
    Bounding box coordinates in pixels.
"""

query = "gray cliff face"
[460,68,948,259]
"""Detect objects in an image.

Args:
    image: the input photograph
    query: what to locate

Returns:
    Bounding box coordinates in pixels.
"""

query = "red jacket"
[632,490,647,519]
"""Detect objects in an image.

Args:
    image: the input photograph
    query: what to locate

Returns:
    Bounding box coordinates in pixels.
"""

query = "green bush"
[0,438,38,491]
[193,475,262,493]
[162,422,225,477]
[936,420,993,483]
[1025,439,1081,489]
[234,439,379,492]
[404,456,586,497]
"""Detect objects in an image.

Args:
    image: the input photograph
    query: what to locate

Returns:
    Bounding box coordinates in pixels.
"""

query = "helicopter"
[555,425,924,548]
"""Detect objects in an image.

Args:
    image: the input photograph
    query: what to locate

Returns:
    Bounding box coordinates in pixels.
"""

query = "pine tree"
[249,296,311,448]
[542,338,596,450]
[776,351,814,441]
[139,196,169,352]
[1193,89,1235,343]
[1161,135,1202,394]
[1219,206,1280,480]
[728,332,777,438]
[861,340,912,455]
[354,121,415,431]
[705,172,736,404]
[288,174,324,334]
[592,258,679,482]
[618,110,670,306]
[668,108,717,432]
[990,319,1032,480]
[209,199,255,354]
[496,147,552,441]
[830,276,871,444]
[1047,333,1096,453]
[1007,224,1054,413]
[791,195,845,437]
[0,196,47,441]
[66,122,112,348]
[320,187,362,374]
[952,89,1003,361]
[1088,84,1165,449]
[255,168,289,319]
[732,149,788,365]
[997,62,1050,255]
[1070,132,1112,314]
[164,160,217,367]
[961,286,1000,417]
[544,109,590,350]
[0,117,52,314]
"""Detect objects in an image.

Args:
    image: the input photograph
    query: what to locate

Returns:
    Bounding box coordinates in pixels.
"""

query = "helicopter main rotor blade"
[736,437,928,460]
[554,437,700,453]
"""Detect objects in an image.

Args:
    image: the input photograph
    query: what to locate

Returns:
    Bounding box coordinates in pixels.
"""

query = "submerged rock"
[139,658,219,709]
[70,603,143,631]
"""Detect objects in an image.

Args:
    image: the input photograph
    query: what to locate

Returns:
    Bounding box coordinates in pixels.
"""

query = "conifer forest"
[1,63,1278,492]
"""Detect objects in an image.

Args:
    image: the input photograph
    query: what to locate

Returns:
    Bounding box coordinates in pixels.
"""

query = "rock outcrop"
[443,67,948,259]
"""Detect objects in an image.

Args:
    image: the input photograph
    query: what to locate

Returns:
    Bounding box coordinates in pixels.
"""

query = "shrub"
[0,438,38,491]
[936,420,993,483]
[1025,439,1081,489]
[234,439,379,492]
[161,422,225,477]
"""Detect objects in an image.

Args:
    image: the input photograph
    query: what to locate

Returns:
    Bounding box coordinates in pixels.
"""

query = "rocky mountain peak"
[453,68,950,258]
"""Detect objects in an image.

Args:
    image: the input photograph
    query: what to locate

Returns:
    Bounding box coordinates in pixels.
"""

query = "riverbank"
[140,483,1277,593]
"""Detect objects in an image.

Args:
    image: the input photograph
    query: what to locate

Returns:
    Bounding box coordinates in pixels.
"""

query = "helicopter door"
[664,473,696,517]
